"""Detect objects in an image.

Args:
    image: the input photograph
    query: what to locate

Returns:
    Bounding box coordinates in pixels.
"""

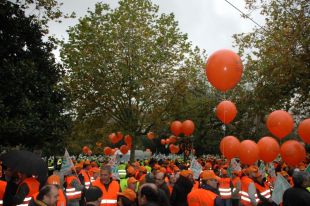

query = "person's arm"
[12,183,29,205]
[231,180,241,196]
[248,183,257,206]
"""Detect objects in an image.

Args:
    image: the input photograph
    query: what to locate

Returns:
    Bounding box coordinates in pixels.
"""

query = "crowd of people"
[1,154,310,206]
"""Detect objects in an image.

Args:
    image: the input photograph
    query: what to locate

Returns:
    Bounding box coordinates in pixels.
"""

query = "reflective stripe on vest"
[65,176,82,200]
[85,181,91,189]
[219,187,232,197]
[16,197,33,206]
[101,199,118,204]
[16,178,39,206]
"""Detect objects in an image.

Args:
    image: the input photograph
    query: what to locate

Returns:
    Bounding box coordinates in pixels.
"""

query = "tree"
[0,1,70,154]
[61,0,206,160]
[230,0,310,141]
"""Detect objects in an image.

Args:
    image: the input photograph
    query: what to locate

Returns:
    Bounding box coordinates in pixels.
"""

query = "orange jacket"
[0,180,7,206]
[80,170,91,189]
[188,188,218,206]
[240,176,254,206]
[92,179,120,206]
[254,182,271,204]
[16,177,40,206]
[65,176,82,200]
[219,178,232,199]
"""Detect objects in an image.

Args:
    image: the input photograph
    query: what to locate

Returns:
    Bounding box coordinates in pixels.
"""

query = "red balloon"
[169,135,177,144]
[182,120,195,136]
[257,136,280,163]
[165,138,171,144]
[266,110,294,139]
[239,140,259,165]
[109,133,119,144]
[82,146,89,154]
[120,145,129,155]
[104,147,112,155]
[147,132,155,140]
[124,135,132,145]
[170,121,183,136]
[219,136,240,159]
[206,49,243,92]
[161,139,166,145]
[280,140,306,166]
[116,132,123,141]
[216,100,237,124]
[298,119,310,144]
[169,144,179,154]
[111,149,116,155]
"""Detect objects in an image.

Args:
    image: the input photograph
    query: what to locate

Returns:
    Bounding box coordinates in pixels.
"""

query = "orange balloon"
[298,118,310,144]
[170,121,183,136]
[206,49,243,92]
[165,138,171,144]
[239,140,259,165]
[87,150,92,156]
[216,100,237,124]
[120,145,129,155]
[147,132,155,140]
[124,135,132,145]
[116,132,123,141]
[169,144,179,154]
[182,120,195,136]
[161,139,166,145]
[82,146,89,154]
[169,135,177,144]
[111,149,116,155]
[104,147,112,155]
[219,136,240,160]
[257,136,280,163]
[109,133,119,144]
[266,110,294,139]
[280,140,306,166]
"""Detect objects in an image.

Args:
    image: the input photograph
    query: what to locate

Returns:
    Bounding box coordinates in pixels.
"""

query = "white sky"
[48,0,264,58]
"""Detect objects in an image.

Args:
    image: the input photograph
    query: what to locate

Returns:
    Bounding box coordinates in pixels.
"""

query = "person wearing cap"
[136,166,147,183]
[117,163,127,180]
[117,188,137,206]
[92,165,120,206]
[218,169,232,205]
[170,170,193,206]
[127,177,139,193]
[283,171,310,206]
[89,168,100,183]
[187,170,223,206]
[80,162,92,190]
[120,167,136,192]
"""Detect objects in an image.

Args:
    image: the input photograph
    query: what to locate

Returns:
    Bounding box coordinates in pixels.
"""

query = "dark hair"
[174,175,193,194]
[36,185,56,201]
[117,196,137,206]
[140,184,159,203]
[100,165,111,173]
[85,186,103,202]
[293,171,309,188]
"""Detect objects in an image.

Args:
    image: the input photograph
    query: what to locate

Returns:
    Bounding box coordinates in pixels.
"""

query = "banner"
[190,157,202,180]
[271,174,291,205]
[230,158,241,172]
[60,148,74,175]
[258,162,265,176]
[267,162,276,178]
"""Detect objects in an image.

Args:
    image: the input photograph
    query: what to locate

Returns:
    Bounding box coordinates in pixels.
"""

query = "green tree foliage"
[0,1,70,154]
[61,0,207,159]
[230,0,310,141]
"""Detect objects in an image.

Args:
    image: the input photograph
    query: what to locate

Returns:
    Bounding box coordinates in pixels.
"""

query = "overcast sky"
[48,0,265,57]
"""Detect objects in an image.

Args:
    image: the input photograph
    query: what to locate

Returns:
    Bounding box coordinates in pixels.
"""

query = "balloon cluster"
[219,111,309,166]
[104,132,133,155]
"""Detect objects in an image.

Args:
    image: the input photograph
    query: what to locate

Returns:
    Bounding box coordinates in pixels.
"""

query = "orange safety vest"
[17,177,40,206]
[188,188,217,206]
[219,178,232,199]
[254,182,271,204]
[65,176,82,200]
[231,176,241,198]
[92,179,120,206]
[80,170,91,189]
[32,189,67,206]
[240,176,254,206]
[0,180,7,206]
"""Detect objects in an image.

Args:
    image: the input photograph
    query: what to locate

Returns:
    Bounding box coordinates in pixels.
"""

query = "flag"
[267,162,276,178]
[60,148,74,175]
[230,158,241,172]
[271,174,291,205]
[258,162,265,176]
[190,157,202,180]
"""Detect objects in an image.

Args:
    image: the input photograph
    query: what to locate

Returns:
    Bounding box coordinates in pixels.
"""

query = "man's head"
[293,171,310,188]
[37,185,59,206]
[155,172,165,187]
[100,165,111,184]
[127,177,138,191]
[138,183,159,206]
[84,186,103,206]
[200,170,220,189]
